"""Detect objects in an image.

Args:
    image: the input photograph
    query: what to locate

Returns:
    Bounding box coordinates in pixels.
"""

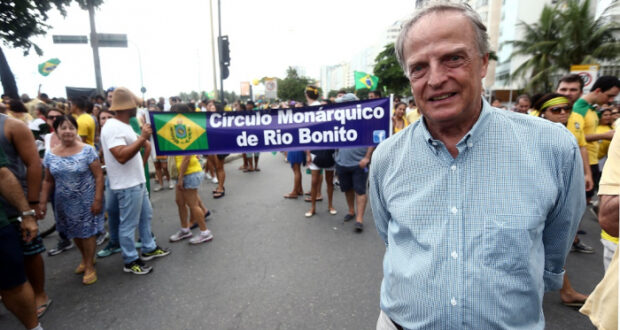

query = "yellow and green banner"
[151,113,209,154]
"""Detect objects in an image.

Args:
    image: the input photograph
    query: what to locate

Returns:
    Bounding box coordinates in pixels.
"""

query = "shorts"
[217,154,229,160]
[180,172,204,189]
[245,152,260,157]
[0,224,27,290]
[336,164,368,195]
[11,221,45,256]
[308,153,334,171]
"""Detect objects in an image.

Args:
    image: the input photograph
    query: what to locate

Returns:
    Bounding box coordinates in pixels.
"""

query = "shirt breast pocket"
[483,214,544,273]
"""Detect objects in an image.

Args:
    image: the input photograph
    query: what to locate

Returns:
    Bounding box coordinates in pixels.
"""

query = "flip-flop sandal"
[329,208,338,215]
[37,298,53,318]
[283,194,298,199]
[213,190,225,199]
[304,197,323,202]
[255,168,261,172]
[304,211,315,218]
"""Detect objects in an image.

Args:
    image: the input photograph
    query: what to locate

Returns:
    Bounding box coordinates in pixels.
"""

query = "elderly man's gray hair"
[395,2,490,76]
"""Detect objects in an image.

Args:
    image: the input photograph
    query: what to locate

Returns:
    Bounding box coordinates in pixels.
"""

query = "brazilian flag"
[38,58,61,76]
[354,71,379,91]
[153,113,209,154]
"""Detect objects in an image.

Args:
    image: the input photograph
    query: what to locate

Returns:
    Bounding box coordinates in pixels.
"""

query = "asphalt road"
[0,153,604,329]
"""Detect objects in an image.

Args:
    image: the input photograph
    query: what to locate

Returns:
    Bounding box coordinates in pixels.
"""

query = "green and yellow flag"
[153,113,209,153]
[354,71,379,91]
[38,58,61,76]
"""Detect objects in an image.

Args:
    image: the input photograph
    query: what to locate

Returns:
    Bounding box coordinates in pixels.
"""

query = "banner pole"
[389,94,394,137]
[144,109,157,159]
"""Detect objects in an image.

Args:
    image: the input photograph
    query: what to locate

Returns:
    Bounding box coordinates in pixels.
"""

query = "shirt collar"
[419,99,492,153]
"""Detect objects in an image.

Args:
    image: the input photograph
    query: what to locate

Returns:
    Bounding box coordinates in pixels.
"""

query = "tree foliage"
[0,0,104,56]
[0,0,104,99]
[506,0,619,93]
[373,43,410,97]
[277,67,315,102]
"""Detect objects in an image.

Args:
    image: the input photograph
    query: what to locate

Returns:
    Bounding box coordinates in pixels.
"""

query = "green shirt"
[0,147,11,229]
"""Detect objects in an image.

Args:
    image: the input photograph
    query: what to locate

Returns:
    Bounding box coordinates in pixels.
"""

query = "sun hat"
[109,87,141,111]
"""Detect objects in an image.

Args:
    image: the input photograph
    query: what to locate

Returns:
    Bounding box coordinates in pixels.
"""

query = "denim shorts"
[0,224,27,290]
[181,172,204,189]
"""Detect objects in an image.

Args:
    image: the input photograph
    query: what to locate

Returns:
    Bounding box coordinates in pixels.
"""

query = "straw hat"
[109,87,142,111]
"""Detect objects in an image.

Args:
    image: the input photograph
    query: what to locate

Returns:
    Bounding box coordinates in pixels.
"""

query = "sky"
[3,0,415,100]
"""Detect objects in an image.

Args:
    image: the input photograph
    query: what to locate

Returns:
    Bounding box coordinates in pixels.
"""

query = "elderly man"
[369,4,585,329]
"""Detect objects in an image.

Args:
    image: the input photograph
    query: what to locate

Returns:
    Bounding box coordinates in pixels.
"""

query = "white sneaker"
[168,181,175,189]
[189,230,213,244]
[154,185,163,192]
[211,177,218,184]
[205,173,213,180]
[169,230,192,242]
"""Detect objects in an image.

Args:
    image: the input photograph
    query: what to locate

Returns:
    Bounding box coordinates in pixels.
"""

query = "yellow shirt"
[583,109,600,165]
[393,117,410,134]
[596,125,613,160]
[406,108,422,124]
[599,129,620,195]
[174,155,202,176]
[566,112,587,147]
[73,113,95,146]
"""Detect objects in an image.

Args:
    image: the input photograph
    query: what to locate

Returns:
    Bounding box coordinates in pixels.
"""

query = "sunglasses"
[547,106,572,114]
[47,115,62,120]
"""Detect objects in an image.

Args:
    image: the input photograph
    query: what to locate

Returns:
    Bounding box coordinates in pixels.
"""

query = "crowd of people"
[0,5,619,330]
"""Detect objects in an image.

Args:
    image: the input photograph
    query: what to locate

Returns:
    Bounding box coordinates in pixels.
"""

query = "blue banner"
[149,97,391,156]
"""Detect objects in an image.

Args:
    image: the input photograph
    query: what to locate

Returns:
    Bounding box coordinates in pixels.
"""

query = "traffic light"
[218,35,230,67]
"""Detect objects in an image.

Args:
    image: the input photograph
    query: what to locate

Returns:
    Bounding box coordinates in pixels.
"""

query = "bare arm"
[7,118,42,207]
[599,195,619,237]
[0,167,37,241]
[88,159,104,214]
[580,146,593,191]
[109,124,152,164]
[38,167,55,219]
[359,146,375,168]
[586,130,615,142]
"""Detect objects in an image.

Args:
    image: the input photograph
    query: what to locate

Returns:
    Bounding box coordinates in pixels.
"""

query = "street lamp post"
[87,0,103,94]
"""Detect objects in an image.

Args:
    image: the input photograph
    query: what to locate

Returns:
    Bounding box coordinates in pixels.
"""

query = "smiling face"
[56,119,78,144]
[403,11,488,130]
[394,103,406,118]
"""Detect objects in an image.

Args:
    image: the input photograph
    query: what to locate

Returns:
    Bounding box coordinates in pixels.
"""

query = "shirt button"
[467,142,473,148]
[451,251,458,259]
[450,165,456,171]
[451,207,458,214]
[451,297,457,306]
[432,142,438,146]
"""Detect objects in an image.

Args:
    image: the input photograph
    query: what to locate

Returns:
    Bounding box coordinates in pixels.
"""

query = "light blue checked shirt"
[369,100,585,330]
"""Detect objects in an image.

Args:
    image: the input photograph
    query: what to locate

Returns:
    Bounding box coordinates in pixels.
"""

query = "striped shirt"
[369,100,585,329]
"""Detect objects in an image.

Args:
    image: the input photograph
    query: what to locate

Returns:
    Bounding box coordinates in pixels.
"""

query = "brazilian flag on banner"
[153,113,209,153]
[354,71,379,91]
[38,58,61,76]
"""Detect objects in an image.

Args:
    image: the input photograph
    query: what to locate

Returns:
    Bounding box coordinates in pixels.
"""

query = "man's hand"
[585,173,594,191]
[359,157,370,169]
[91,199,103,215]
[21,215,38,242]
[38,202,47,220]
[140,123,153,140]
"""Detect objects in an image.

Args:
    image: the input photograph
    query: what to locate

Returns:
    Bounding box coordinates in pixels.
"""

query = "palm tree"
[505,5,563,93]
[556,0,620,69]
[506,0,619,93]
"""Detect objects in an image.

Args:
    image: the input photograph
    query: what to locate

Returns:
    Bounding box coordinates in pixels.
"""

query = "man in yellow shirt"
[573,76,619,203]
[70,97,96,146]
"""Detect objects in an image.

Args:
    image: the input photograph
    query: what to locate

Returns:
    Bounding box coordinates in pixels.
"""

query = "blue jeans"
[107,183,156,264]
[104,177,119,246]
